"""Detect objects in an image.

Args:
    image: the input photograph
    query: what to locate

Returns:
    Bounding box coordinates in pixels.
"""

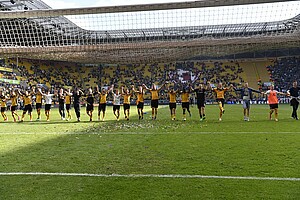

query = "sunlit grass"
[0,104,299,199]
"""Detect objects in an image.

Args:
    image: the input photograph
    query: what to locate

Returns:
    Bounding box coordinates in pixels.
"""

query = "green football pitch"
[0,104,299,199]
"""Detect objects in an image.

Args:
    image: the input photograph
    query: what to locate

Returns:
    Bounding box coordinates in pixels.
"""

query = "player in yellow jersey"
[179,87,192,121]
[0,90,9,121]
[97,86,109,121]
[65,89,72,121]
[19,88,34,122]
[167,86,177,120]
[35,87,43,121]
[132,85,144,120]
[143,82,167,120]
[121,86,132,120]
[10,89,20,122]
[212,82,233,121]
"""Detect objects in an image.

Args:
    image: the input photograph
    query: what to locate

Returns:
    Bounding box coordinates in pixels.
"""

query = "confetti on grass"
[84,121,189,133]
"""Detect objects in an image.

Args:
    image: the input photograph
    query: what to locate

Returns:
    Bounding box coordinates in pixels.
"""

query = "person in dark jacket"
[234,82,261,121]
[73,88,84,122]
[287,81,300,120]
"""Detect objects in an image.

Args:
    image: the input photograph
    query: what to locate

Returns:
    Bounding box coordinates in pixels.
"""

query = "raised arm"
[131,85,137,93]
[205,81,212,91]
[227,84,234,91]
[142,84,150,90]
[158,81,168,91]
[31,86,36,95]
[191,72,201,85]
[79,90,84,96]
[53,90,58,96]
[109,85,115,94]
[38,88,45,96]
[16,89,23,96]
[65,90,73,96]
[121,86,125,95]
[95,86,100,94]
[4,93,10,100]
[208,81,215,91]
[189,85,195,92]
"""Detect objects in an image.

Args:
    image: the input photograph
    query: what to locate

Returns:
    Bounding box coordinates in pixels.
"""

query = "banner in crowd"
[263,82,273,87]
[0,78,20,84]
[0,66,13,73]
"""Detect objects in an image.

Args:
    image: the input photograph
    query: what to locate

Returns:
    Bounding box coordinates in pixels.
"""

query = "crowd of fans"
[93,61,245,88]
[83,61,245,102]
[2,59,84,90]
[3,56,298,105]
[267,57,300,91]
[0,58,248,103]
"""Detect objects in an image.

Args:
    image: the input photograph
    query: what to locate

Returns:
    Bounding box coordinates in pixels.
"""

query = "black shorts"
[1,107,6,112]
[45,104,51,111]
[169,103,176,109]
[269,104,279,109]
[10,106,17,112]
[290,98,299,106]
[123,104,130,110]
[86,104,94,112]
[74,104,80,110]
[99,103,106,112]
[182,102,189,109]
[197,101,205,109]
[66,104,71,110]
[151,99,159,108]
[113,105,120,111]
[217,98,225,107]
[36,103,42,109]
[23,104,33,113]
[137,102,144,109]
[59,104,65,110]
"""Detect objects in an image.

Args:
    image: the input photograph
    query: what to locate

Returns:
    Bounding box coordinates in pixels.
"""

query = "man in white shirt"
[39,89,56,121]
[111,88,122,121]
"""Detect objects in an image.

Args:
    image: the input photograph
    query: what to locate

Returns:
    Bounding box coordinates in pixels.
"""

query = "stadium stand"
[5,58,84,89]
[267,56,300,91]
[237,59,272,88]
[0,56,297,105]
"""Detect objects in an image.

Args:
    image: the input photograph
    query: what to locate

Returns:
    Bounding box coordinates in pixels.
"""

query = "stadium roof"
[0,0,299,64]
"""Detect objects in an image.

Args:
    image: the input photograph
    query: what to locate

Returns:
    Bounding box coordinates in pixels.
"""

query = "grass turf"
[0,104,299,199]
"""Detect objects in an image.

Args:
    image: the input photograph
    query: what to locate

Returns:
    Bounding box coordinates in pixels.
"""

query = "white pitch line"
[0,172,299,181]
[0,132,299,135]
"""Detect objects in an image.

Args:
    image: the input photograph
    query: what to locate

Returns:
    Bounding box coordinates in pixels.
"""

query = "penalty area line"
[0,172,299,181]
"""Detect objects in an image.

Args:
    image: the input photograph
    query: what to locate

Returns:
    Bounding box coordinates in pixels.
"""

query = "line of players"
[0,80,299,122]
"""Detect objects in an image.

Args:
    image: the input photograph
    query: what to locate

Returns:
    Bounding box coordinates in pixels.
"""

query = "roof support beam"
[0,0,298,19]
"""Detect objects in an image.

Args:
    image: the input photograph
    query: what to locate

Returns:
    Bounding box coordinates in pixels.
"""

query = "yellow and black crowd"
[0,57,299,123]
